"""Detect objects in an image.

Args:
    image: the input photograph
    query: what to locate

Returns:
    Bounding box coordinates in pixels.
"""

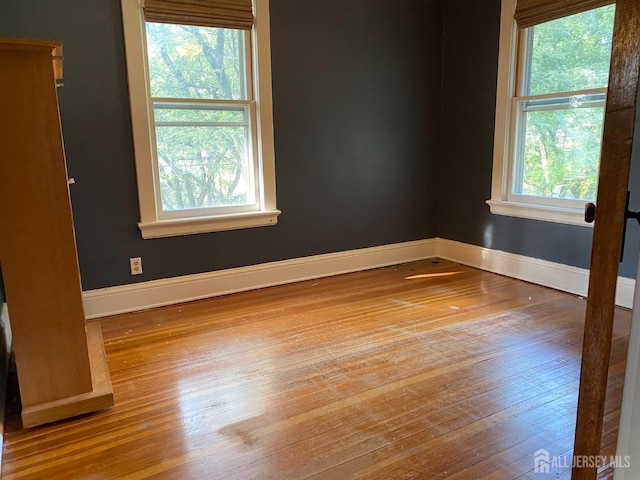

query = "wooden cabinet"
[0,38,113,427]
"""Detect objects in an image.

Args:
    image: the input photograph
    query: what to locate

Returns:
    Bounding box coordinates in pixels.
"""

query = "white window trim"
[488,0,594,227]
[120,0,280,239]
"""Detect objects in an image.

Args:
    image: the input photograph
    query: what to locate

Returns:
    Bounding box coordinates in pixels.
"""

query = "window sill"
[486,199,592,227]
[138,209,281,239]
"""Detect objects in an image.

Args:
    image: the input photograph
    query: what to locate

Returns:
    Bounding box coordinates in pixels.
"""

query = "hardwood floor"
[1,259,631,479]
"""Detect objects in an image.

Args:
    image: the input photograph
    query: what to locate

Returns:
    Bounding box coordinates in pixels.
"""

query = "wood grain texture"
[572,0,640,478]
[0,39,93,405]
[1,260,630,479]
[20,323,114,428]
[0,38,113,426]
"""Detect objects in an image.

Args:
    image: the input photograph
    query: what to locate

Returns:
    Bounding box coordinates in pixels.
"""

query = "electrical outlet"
[130,257,143,275]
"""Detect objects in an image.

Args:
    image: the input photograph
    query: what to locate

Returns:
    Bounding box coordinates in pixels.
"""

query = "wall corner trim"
[82,237,636,319]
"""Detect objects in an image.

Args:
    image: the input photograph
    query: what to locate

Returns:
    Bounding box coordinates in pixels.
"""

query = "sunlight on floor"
[404,272,463,280]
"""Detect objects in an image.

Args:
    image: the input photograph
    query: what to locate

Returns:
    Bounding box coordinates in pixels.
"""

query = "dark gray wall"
[0,0,442,290]
[439,0,640,279]
[1,0,637,294]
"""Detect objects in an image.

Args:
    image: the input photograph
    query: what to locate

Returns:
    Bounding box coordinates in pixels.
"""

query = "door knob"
[584,194,638,262]
[585,203,596,223]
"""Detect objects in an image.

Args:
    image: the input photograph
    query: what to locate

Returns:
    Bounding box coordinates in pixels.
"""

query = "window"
[120,0,279,238]
[488,0,615,225]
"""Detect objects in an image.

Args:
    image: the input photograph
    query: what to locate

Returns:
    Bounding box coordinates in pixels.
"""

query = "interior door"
[572,0,640,479]
[613,255,640,479]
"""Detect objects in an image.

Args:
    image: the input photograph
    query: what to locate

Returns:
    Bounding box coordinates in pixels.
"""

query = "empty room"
[0,0,639,478]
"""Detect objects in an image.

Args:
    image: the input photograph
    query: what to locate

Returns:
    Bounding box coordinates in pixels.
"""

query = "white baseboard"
[436,239,635,309]
[82,237,636,319]
[82,239,439,319]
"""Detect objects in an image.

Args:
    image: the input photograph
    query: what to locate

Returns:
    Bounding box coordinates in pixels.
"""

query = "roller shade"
[144,0,254,30]
[515,0,615,29]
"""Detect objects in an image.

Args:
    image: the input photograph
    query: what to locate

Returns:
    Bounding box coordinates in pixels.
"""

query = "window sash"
[153,103,261,220]
[144,23,251,101]
[515,89,607,109]
[509,91,606,200]
[142,25,260,220]
[514,0,615,29]
[148,101,260,220]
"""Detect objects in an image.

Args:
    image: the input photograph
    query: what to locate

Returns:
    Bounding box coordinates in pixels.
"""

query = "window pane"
[154,109,254,211]
[527,5,615,95]
[517,102,604,201]
[145,23,247,100]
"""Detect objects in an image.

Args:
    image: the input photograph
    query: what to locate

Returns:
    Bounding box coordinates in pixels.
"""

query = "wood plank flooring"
[1,259,631,479]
